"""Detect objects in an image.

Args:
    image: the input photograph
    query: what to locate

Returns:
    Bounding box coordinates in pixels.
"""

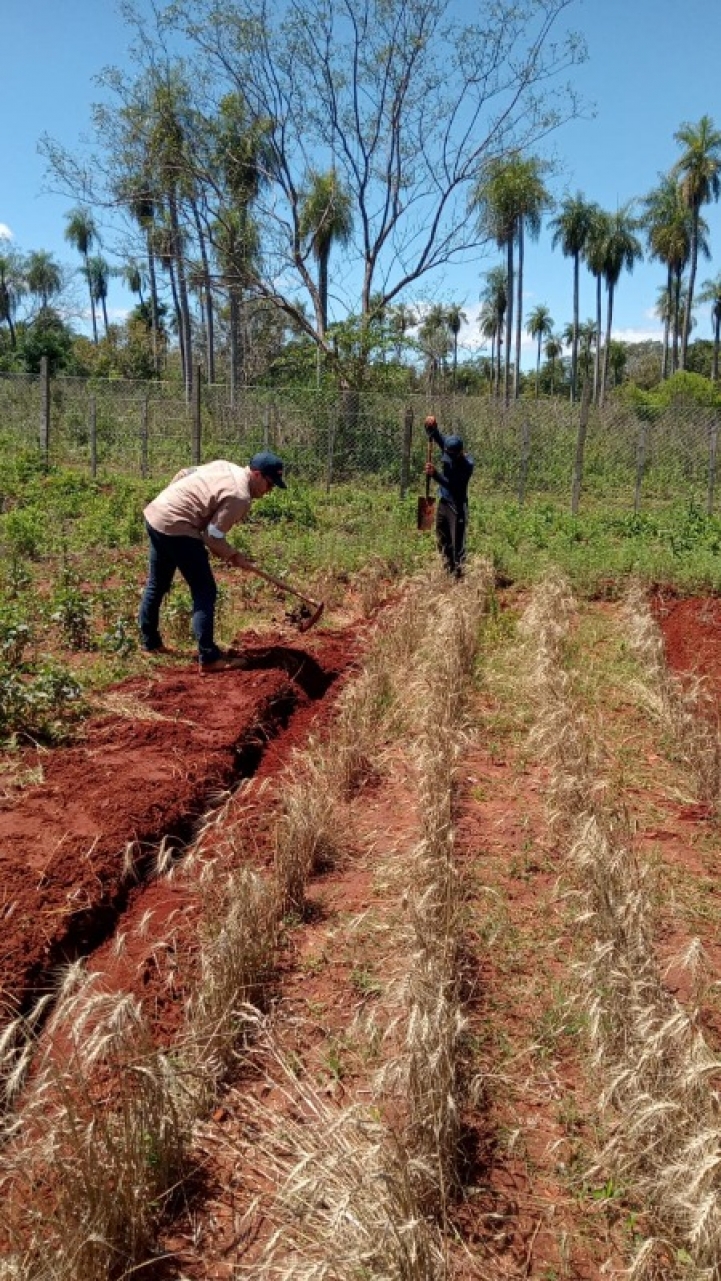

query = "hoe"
[245,564,325,633]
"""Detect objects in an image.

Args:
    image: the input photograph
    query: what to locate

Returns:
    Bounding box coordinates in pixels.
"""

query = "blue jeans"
[139,521,221,664]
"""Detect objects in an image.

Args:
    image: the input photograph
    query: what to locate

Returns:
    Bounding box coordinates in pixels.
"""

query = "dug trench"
[0,624,366,1027]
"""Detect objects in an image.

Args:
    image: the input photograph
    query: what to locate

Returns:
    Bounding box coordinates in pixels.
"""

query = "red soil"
[0,625,364,1023]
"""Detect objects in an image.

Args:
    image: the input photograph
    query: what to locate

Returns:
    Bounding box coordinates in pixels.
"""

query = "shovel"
[417,438,436,531]
[244,563,325,633]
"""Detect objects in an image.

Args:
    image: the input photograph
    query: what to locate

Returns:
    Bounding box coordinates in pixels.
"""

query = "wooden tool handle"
[425,438,433,499]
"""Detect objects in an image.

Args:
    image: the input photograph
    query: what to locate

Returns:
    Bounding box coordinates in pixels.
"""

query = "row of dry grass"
[622,580,721,812]
[521,573,721,1281]
[237,562,491,1278]
[0,560,491,1281]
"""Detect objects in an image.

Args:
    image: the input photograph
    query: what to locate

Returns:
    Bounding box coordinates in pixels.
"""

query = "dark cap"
[249,450,287,489]
[444,434,463,455]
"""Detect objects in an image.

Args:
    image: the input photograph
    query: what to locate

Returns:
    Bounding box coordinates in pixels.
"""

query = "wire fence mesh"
[2,369,720,513]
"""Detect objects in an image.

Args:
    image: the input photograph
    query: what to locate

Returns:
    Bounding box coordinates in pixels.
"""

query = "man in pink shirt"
[139,451,286,673]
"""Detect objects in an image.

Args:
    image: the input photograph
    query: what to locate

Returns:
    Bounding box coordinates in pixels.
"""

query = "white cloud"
[0,223,13,241]
[612,327,663,344]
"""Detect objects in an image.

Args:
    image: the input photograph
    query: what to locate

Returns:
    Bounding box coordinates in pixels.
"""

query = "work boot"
[199,653,248,675]
[142,643,176,657]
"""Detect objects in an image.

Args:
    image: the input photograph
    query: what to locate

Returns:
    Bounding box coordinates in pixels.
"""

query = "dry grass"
[0,969,190,1281]
[228,1037,447,1280]
[521,572,721,1279]
[274,743,346,913]
[622,579,721,810]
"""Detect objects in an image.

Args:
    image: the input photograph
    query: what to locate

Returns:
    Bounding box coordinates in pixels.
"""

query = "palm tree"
[544,333,563,395]
[577,318,597,387]
[481,266,507,397]
[583,205,610,402]
[0,252,24,349]
[418,303,450,394]
[445,303,468,389]
[388,302,416,362]
[299,170,353,338]
[508,156,551,399]
[123,188,161,373]
[121,258,146,307]
[672,115,721,368]
[549,194,596,402]
[213,93,273,393]
[471,160,517,403]
[89,256,111,338]
[642,176,699,376]
[472,154,551,402]
[599,204,643,405]
[64,207,99,344]
[607,341,627,388]
[698,273,721,380]
[25,250,62,310]
[526,303,553,397]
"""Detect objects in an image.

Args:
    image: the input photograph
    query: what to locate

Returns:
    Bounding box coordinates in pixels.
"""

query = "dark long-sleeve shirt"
[427,426,474,511]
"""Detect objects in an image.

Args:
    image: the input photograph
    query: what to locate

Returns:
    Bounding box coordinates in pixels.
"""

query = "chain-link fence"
[2,367,720,513]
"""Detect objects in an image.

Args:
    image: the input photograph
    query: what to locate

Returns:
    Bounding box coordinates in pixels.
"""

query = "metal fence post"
[192,365,202,465]
[708,418,719,515]
[400,405,413,498]
[89,396,97,478]
[40,357,50,467]
[571,383,591,516]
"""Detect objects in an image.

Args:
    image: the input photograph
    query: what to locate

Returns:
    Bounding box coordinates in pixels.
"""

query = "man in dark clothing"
[424,415,474,577]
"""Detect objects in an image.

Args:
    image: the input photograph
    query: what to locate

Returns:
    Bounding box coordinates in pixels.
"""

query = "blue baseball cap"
[444,435,463,455]
[250,450,287,489]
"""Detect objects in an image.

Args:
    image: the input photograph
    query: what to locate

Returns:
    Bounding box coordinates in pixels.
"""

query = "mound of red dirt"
[652,593,721,702]
[0,627,362,1020]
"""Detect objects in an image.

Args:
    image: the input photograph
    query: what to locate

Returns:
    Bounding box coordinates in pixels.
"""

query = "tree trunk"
[504,238,514,407]
[146,232,161,375]
[661,267,671,381]
[535,336,541,398]
[593,273,602,404]
[229,286,240,405]
[570,251,580,403]
[713,316,720,382]
[319,249,329,336]
[672,268,682,373]
[190,198,216,384]
[514,221,524,400]
[84,253,98,345]
[680,210,699,370]
[167,257,185,387]
[168,192,193,404]
[601,282,614,406]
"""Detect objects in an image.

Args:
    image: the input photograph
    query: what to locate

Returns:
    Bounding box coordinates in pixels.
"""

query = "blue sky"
[2,0,721,366]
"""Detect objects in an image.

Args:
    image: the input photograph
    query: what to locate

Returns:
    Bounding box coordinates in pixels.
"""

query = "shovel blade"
[298,601,324,633]
[417,495,436,532]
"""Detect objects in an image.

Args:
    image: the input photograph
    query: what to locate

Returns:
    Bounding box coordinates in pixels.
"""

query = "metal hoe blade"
[298,601,324,633]
[417,495,436,532]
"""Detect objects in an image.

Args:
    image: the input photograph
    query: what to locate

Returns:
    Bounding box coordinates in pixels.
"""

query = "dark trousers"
[139,521,221,664]
[435,499,467,576]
